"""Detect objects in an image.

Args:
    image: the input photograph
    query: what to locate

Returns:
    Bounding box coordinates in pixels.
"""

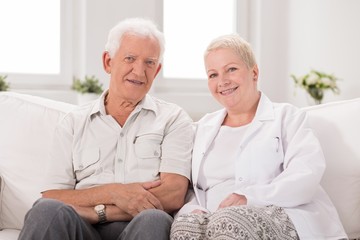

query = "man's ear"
[102,51,111,74]
[154,63,162,78]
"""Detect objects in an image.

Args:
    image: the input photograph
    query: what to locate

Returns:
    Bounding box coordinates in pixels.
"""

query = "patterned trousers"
[170,205,299,240]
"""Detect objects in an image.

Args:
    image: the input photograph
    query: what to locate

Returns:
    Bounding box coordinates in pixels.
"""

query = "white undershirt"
[198,124,249,212]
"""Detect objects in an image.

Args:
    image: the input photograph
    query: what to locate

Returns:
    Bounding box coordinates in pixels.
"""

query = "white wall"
[14,0,360,120]
[286,0,360,106]
[73,0,163,87]
[79,0,360,118]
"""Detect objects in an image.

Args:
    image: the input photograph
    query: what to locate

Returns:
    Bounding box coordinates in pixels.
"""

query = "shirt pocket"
[134,133,163,159]
[73,147,100,182]
[134,133,163,180]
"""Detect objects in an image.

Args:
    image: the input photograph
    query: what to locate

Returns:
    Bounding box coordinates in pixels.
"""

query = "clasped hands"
[111,180,164,215]
[73,180,163,223]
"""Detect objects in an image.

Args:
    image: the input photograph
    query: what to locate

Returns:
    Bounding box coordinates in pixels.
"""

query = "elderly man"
[19,18,194,240]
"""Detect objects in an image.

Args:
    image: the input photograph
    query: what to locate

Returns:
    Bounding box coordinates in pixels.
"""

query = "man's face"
[103,33,161,104]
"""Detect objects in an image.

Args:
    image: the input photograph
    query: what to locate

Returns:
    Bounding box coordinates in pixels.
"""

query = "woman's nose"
[218,75,230,87]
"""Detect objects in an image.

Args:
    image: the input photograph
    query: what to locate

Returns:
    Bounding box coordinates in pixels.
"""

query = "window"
[0,0,60,74]
[163,0,237,80]
[0,0,71,87]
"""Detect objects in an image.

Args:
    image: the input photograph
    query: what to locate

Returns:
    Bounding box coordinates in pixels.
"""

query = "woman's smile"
[219,86,238,96]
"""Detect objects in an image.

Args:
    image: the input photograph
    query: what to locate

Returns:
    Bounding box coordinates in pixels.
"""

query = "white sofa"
[0,92,359,239]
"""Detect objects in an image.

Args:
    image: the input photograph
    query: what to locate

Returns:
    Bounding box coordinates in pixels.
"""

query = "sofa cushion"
[304,98,360,239]
[0,92,75,230]
[0,229,21,239]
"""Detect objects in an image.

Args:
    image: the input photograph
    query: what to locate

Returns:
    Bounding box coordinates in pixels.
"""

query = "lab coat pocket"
[73,148,100,181]
[247,137,284,182]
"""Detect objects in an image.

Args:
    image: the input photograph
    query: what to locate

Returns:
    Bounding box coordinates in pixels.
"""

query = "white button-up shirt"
[43,91,194,190]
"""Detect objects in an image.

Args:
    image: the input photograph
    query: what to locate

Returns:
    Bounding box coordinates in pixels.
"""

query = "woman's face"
[205,48,258,111]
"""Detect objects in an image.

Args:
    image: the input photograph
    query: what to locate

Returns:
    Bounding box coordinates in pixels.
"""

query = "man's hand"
[142,180,162,190]
[110,181,164,217]
[147,173,189,214]
[217,193,247,209]
[42,180,164,220]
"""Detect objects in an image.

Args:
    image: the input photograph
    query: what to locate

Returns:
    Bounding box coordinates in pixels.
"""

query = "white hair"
[105,18,165,61]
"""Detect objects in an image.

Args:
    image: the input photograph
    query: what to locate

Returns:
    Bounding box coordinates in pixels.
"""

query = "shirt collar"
[89,90,108,117]
[134,94,158,115]
[89,90,158,118]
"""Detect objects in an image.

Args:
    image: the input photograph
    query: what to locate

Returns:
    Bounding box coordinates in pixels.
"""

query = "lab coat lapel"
[240,93,275,146]
[192,109,227,184]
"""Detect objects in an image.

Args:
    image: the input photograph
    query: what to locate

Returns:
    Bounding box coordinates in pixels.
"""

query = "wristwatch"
[94,204,107,224]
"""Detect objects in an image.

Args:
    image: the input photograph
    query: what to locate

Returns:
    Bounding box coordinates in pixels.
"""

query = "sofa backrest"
[304,98,360,239]
[0,92,359,238]
[0,92,75,230]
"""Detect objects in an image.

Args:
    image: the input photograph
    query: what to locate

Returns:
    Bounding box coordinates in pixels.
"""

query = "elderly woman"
[170,34,347,240]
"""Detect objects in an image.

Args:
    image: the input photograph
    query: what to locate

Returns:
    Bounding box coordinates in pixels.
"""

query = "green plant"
[291,70,340,104]
[0,75,10,91]
[72,75,103,94]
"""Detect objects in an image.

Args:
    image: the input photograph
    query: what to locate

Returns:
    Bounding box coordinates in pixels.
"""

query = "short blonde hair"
[204,34,256,69]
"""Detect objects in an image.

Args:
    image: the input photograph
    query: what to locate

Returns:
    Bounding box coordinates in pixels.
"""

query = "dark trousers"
[19,198,173,240]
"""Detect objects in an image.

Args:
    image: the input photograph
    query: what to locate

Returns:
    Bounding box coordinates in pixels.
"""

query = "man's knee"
[123,209,173,240]
[135,209,173,227]
[25,198,76,223]
[20,198,81,240]
[32,198,65,209]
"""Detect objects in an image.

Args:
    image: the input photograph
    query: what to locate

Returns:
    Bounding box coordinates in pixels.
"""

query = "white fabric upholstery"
[304,98,360,239]
[0,92,75,235]
[0,92,358,239]
[0,229,22,240]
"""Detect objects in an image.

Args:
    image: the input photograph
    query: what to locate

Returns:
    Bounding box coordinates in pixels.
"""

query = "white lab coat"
[180,93,347,240]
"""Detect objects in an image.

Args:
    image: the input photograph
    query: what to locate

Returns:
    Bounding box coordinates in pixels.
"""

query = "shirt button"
[154,150,159,156]
[78,164,83,169]
[118,158,123,163]
[120,133,124,137]
[238,177,243,181]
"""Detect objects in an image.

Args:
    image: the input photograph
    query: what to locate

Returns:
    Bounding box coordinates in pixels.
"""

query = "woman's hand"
[191,209,208,214]
[218,193,247,209]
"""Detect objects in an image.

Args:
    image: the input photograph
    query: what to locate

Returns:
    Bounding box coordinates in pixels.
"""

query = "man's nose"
[132,61,146,76]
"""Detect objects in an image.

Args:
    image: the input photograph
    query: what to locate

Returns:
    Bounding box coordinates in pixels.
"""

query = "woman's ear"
[252,64,259,81]
[102,51,111,74]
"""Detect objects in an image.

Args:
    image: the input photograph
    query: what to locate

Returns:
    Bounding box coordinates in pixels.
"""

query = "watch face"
[95,204,105,211]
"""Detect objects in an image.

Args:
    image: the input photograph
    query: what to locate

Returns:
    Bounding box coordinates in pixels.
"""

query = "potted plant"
[291,70,340,105]
[0,75,10,91]
[72,75,104,104]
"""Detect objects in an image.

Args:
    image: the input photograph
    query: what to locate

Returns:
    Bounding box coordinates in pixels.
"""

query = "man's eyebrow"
[147,57,158,61]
